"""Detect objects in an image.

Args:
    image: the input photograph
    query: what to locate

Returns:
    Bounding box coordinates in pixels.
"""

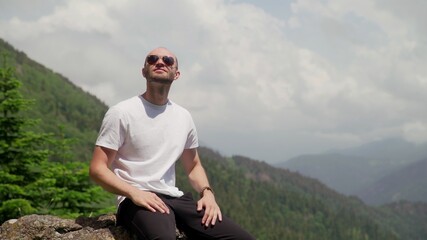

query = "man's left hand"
[197,191,223,227]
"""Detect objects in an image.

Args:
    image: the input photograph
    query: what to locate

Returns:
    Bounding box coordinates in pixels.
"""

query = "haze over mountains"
[276,138,427,205]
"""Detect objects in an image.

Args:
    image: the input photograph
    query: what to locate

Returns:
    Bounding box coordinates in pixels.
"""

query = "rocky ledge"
[0,214,187,240]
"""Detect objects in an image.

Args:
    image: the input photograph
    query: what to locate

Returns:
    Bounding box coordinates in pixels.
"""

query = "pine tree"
[0,58,113,223]
[0,58,51,222]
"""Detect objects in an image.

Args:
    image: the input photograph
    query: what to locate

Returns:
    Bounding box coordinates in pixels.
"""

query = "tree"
[0,59,50,222]
[0,58,112,223]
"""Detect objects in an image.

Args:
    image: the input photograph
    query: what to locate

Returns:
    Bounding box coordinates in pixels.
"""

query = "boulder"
[0,214,187,240]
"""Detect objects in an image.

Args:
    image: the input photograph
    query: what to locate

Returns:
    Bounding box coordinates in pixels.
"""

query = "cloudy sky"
[1,0,426,163]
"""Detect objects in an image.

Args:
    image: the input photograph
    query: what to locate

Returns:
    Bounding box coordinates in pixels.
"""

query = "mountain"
[2,38,427,239]
[356,158,427,205]
[276,153,378,195]
[276,138,427,203]
[186,150,427,239]
[335,138,427,165]
[179,149,398,239]
[0,38,108,162]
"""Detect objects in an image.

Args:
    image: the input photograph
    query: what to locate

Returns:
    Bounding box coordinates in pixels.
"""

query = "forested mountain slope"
[1,38,427,239]
[0,38,108,162]
[177,148,400,239]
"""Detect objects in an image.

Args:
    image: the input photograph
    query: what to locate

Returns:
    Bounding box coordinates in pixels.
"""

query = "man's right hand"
[90,147,170,214]
[130,190,170,214]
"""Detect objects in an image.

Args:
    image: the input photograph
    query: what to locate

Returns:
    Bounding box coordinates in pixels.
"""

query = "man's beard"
[146,71,174,84]
[148,77,173,84]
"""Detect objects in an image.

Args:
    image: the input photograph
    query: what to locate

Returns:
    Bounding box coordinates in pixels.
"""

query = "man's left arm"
[180,148,223,227]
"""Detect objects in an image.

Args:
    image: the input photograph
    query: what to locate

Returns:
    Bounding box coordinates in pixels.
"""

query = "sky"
[1,0,426,164]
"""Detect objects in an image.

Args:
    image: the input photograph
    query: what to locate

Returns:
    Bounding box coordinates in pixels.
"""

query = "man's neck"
[142,86,170,105]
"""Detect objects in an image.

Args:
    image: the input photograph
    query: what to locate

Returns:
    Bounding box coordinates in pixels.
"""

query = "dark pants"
[116,192,255,240]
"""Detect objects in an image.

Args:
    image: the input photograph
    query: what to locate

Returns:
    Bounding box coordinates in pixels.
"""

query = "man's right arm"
[89,146,170,214]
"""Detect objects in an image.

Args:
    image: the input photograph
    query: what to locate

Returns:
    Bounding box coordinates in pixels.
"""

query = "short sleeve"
[185,115,199,149]
[95,107,126,151]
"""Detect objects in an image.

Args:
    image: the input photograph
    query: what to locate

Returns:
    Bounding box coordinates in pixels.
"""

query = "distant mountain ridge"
[276,138,427,205]
[333,138,427,167]
[277,153,378,195]
[356,158,427,205]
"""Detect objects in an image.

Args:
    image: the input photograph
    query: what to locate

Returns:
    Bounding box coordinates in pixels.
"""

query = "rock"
[0,214,187,240]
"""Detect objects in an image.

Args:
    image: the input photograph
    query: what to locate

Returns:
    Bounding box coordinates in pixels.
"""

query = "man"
[89,47,255,240]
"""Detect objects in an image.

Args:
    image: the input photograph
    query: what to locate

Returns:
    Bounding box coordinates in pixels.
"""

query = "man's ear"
[142,67,147,77]
[174,69,181,80]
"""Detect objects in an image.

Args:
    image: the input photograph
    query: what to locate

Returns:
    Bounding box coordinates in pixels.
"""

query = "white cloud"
[403,121,427,144]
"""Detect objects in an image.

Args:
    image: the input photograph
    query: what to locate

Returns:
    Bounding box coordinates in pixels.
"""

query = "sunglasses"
[146,55,175,66]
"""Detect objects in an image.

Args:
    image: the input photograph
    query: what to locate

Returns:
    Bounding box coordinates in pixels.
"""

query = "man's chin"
[149,78,173,84]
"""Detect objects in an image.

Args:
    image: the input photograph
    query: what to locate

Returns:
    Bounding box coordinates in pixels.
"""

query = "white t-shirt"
[95,95,199,204]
